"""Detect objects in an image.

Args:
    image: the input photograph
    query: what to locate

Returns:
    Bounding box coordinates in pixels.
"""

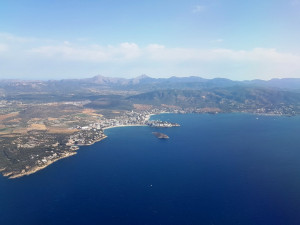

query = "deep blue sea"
[1,113,300,225]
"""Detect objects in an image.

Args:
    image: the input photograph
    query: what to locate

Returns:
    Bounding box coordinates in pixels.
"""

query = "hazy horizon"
[1,73,299,82]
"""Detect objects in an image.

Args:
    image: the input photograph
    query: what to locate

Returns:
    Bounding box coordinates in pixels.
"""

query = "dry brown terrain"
[27,123,47,131]
[0,112,19,121]
[133,104,153,110]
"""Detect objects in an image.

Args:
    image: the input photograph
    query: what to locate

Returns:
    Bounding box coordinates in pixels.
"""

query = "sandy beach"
[103,124,147,131]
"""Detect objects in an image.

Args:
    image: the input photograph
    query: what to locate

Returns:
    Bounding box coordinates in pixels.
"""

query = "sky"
[0,0,300,80]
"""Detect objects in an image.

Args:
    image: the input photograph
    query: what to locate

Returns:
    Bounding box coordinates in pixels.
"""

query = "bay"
[1,113,300,224]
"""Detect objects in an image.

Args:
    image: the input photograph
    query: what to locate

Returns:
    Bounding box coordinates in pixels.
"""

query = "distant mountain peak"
[136,74,151,79]
[1,75,299,91]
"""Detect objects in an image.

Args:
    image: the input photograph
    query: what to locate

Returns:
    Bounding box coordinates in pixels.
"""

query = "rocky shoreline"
[2,111,292,179]
[4,136,108,179]
[2,112,181,179]
[5,151,77,179]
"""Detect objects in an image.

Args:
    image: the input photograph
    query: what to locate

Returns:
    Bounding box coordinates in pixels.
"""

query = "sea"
[1,113,300,225]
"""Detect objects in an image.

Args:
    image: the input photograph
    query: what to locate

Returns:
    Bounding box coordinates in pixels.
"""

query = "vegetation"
[0,75,300,178]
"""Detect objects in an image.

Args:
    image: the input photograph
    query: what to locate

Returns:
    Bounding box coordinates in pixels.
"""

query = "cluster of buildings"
[67,109,181,147]
[146,120,180,127]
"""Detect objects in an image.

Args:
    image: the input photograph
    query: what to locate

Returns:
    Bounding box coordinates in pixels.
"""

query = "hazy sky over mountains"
[0,0,300,80]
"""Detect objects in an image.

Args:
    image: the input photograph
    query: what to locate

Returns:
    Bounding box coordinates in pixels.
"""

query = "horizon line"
[0,74,298,82]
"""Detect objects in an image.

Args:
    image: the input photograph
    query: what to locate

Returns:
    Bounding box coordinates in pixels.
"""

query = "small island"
[152,132,169,139]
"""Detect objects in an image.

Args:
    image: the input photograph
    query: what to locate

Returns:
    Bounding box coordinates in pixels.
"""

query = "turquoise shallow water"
[1,113,300,225]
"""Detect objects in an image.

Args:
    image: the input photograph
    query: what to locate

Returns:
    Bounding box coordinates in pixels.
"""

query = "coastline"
[6,151,77,179]
[145,113,155,121]
[102,113,157,131]
[103,124,147,131]
[6,136,109,179]
[3,111,292,179]
[4,112,175,179]
[6,122,153,179]
[77,135,107,146]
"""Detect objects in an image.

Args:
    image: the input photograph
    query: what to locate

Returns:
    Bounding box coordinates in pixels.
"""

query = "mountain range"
[1,75,300,116]
[1,75,300,95]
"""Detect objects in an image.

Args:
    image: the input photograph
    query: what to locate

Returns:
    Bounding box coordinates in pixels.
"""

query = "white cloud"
[144,46,300,65]
[211,38,224,43]
[117,42,141,59]
[30,42,141,62]
[192,5,206,13]
[1,33,300,80]
[146,44,165,50]
[0,32,37,43]
[0,44,8,52]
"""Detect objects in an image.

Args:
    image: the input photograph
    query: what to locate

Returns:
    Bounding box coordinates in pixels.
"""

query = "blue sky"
[0,0,300,80]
